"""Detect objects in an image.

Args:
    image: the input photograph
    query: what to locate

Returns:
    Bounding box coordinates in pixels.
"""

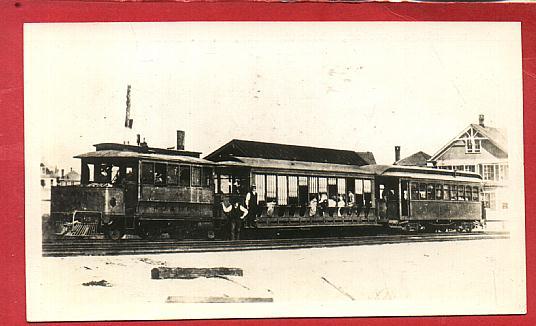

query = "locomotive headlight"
[109,197,117,208]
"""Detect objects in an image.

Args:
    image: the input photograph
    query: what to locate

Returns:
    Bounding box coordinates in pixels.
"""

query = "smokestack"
[125,85,133,129]
[61,169,64,178]
[136,134,141,146]
[395,146,401,162]
[479,114,485,127]
[176,130,185,150]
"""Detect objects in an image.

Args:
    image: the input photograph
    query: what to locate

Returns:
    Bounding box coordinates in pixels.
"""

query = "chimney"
[176,130,185,150]
[479,114,485,127]
[395,146,401,162]
[61,169,64,178]
[140,138,148,148]
[136,134,141,146]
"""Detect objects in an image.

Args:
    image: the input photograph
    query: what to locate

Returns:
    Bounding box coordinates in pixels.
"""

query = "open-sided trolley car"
[214,160,484,232]
[213,158,379,227]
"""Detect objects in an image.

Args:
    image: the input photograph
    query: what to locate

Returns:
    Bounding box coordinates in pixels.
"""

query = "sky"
[24,22,522,171]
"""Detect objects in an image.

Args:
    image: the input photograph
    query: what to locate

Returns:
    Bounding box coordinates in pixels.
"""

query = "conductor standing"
[221,198,248,240]
[245,186,258,228]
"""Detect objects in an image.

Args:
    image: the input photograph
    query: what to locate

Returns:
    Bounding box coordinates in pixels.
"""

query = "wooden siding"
[51,186,125,215]
[140,185,213,204]
[436,139,507,162]
[409,201,481,221]
[138,202,213,219]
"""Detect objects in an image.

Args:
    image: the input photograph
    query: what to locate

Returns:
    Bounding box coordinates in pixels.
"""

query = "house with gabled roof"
[428,115,508,216]
[394,151,431,168]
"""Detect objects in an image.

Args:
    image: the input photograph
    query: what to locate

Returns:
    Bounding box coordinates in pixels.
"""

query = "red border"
[1,1,534,325]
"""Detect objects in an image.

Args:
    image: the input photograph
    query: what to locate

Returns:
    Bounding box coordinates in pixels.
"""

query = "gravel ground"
[27,237,525,322]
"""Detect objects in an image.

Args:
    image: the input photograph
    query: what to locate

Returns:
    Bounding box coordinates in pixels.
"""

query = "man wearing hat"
[245,185,259,228]
[221,197,248,240]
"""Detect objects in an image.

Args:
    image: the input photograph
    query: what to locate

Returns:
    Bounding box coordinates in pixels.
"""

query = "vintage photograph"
[24,22,526,321]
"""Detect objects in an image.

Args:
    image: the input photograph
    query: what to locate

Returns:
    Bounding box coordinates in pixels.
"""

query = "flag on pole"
[125,85,133,129]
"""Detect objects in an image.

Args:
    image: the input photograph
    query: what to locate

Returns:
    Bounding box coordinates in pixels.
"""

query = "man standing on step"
[245,186,258,228]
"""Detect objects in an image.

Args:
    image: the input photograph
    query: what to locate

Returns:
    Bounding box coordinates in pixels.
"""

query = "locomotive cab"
[50,143,217,240]
[51,157,138,239]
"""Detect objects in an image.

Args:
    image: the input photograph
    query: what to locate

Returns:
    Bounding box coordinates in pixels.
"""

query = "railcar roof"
[217,156,372,175]
[75,150,215,165]
[361,164,482,182]
[205,139,376,166]
[94,143,201,158]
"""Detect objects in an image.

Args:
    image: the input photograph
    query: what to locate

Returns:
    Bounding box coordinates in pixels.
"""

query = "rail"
[42,231,509,257]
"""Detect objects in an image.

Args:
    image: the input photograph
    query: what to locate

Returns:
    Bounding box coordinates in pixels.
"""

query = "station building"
[428,115,508,218]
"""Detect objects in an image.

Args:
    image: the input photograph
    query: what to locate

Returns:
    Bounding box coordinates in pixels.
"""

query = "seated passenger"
[337,194,346,216]
[328,196,337,208]
[266,200,276,217]
[154,172,163,185]
[318,193,328,216]
[346,191,355,215]
[328,196,337,216]
[347,191,355,206]
[112,170,123,186]
[309,197,318,217]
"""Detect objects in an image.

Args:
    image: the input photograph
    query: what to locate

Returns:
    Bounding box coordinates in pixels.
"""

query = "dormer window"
[466,139,481,153]
[461,127,483,154]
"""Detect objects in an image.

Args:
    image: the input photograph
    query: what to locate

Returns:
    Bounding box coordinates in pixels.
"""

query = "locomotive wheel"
[106,226,125,241]
[139,228,160,240]
[207,230,215,240]
[460,222,474,233]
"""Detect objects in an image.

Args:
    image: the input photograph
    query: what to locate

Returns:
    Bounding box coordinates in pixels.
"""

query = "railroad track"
[42,231,509,257]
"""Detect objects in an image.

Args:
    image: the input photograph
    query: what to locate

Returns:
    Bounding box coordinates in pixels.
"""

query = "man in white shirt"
[221,198,248,240]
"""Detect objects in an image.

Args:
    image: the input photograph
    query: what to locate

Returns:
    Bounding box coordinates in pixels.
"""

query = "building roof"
[205,139,375,166]
[64,170,80,181]
[470,124,507,153]
[395,151,431,167]
[40,163,59,178]
[429,123,508,162]
[75,150,214,165]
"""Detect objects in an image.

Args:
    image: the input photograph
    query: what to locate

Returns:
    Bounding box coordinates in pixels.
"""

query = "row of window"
[410,182,480,202]
[437,163,508,182]
[482,164,509,182]
[252,174,372,206]
[84,163,136,185]
[141,162,212,187]
[465,139,481,154]
[437,165,476,173]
